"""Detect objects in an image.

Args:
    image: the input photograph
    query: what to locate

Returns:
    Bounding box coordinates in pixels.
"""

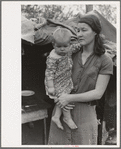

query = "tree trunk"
[86,5,93,13]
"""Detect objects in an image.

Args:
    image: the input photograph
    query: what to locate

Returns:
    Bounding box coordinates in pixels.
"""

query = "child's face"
[53,40,71,56]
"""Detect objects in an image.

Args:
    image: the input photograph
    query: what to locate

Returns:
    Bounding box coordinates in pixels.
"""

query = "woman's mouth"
[79,39,84,43]
[79,38,84,41]
[78,38,84,41]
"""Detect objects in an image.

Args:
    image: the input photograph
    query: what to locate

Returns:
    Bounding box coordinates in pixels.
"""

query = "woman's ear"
[94,32,97,36]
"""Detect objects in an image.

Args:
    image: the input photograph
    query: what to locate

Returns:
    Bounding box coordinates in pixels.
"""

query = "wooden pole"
[86,5,93,13]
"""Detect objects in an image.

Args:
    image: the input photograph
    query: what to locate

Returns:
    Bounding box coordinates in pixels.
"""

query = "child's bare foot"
[52,116,64,130]
[63,118,77,129]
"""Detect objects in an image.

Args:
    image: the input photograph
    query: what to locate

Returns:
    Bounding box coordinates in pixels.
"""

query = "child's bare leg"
[52,104,64,130]
[63,109,77,129]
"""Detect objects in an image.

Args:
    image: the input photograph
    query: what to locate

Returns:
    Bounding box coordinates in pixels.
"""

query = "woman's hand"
[55,93,73,108]
[54,94,75,111]
[63,104,75,111]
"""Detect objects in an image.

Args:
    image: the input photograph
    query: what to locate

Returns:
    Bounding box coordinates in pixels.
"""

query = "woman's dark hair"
[79,13,106,56]
[94,34,105,56]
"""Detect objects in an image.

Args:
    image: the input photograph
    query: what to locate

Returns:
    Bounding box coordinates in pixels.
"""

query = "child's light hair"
[52,27,72,43]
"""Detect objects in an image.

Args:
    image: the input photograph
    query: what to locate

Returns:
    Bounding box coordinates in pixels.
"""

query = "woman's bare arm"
[56,74,111,108]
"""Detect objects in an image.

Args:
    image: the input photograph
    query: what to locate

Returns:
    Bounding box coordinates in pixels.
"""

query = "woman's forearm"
[69,89,102,103]
[57,89,102,109]
[57,74,110,108]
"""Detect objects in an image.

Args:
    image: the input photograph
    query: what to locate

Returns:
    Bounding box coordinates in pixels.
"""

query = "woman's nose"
[77,31,83,37]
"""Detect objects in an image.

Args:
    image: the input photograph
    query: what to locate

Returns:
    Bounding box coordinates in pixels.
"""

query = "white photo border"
[1,1,120,148]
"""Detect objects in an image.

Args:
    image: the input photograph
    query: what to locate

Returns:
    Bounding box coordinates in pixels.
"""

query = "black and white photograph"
[1,1,120,147]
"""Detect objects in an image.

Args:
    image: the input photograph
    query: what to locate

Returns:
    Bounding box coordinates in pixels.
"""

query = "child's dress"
[45,43,81,98]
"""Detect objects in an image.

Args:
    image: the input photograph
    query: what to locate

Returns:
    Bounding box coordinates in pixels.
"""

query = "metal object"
[24,104,37,108]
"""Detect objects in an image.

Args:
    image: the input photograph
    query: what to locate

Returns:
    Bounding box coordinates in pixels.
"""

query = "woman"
[48,12,113,145]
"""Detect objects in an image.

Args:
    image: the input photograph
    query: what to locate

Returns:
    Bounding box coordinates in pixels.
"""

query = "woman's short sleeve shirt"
[72,49,113,94]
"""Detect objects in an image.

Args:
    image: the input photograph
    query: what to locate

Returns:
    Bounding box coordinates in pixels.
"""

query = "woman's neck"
[83,40,95,54]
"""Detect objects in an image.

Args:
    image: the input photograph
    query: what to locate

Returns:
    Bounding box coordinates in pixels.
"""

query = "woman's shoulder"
[98,53,113,75]
[98,53,113,73]
[100,52,113,63]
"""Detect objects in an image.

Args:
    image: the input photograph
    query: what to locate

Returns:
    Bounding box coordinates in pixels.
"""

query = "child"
[45,27,81,130]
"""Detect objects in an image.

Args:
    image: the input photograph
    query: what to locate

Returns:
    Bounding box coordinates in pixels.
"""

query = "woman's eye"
[75,27,80,32]
[82,29,87,31]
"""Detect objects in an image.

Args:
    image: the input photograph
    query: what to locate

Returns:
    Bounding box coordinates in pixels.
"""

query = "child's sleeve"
[70,42,81,55]
[45,57,57,81]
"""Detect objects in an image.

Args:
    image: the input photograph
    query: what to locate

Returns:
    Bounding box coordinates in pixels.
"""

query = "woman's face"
[77,23,96,46]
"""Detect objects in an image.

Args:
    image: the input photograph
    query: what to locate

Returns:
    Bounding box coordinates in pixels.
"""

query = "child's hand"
[48,87,55,96]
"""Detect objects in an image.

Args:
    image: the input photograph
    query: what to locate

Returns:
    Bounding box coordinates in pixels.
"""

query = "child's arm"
[45,56,57,96]
[47,80,55,96]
